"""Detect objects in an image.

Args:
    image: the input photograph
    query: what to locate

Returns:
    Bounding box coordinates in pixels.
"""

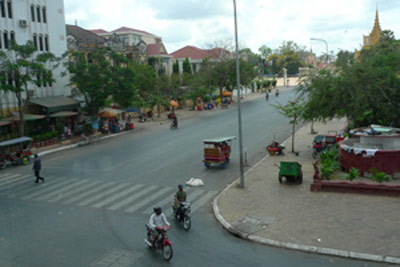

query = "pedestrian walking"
[33,154,44,183]
[265,92,269,101]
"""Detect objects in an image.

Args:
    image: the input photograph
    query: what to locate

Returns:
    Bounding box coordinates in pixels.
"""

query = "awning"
[0,121,10,127]
[49,111,79,118]
[99,108,124,118]
[3,114,46,121]
[0,136,32,147]
[29,96,80,112]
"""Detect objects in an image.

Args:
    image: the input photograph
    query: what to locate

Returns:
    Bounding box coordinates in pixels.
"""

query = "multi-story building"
[171,45,230,74]
[90,27,172,74]
[0,0,70,116]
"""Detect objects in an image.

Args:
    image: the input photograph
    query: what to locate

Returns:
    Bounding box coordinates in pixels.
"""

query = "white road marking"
[77,183,129,206]
[108,185,157,211]
[124,187,173,213]
[190,191,218,214]
[0,174,23,185]
[91,184,145,208]
[164,189,205,216]
[62,182,114,204]
[0,174,30,187]
[34,180,91,201]
[47,181,102,203]
[21,178,76,200]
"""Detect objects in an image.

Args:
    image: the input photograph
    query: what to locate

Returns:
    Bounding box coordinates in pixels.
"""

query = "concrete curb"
[212,124,400,265]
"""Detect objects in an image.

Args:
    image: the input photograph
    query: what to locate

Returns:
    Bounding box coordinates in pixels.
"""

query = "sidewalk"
[214,119,400,265]
[31,90,276,157]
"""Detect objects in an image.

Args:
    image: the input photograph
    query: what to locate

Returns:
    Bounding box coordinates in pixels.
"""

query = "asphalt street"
[0,89,384,266]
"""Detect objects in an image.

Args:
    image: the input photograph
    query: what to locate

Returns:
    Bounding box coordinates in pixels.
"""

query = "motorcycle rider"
[148,206,170,246]
[173,184,187,219]
[172,116,178,129]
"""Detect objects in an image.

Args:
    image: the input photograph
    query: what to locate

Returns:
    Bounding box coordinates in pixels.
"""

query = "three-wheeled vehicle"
[203,136,235,169]
[0,137,33,169]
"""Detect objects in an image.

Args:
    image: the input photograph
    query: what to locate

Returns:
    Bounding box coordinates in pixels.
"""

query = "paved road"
[0,89,383,266]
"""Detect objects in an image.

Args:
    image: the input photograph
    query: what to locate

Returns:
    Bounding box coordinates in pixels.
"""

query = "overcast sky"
[64,0,399,57]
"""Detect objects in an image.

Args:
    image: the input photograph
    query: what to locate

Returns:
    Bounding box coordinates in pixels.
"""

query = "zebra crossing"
[0,172,217,216]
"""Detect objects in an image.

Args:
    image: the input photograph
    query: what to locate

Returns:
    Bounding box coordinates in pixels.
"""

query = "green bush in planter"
[369,168,391,183]
[272,79,277,87]
[343,167,360,181]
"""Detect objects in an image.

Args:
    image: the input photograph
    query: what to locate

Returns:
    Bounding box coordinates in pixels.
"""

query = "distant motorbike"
[267,141,285,156]
[173,201,191,231]
[170,119,178,130]
[139,113,147,123]
[144,225,173,261]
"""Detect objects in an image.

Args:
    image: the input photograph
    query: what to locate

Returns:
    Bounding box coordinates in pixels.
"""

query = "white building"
[0,0,70,116]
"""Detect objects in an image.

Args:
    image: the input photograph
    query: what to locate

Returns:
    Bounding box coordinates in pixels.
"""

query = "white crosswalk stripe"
[108,185,157,211]
[5,176,57,197]
[91,184,145,208]
[0,174,24,186]
[142,187,195,216]
[0,174,30,187]
[164,189,205,216]
[0,172,12,179]
[22,178,77,200]
[77,183,129,206]
[62,182,114,204]
[124,186,173,213]
[189,191,218,214]
[0,178,33,195]
[33,180,91,202]
[47,181,102,203]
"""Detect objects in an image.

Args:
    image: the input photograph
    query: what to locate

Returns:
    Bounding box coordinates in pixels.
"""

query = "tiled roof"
[112,27,156,37]
[148,43,169,56]
[66,25,106,44]
[89,29,109,34]
[171,46,228,60]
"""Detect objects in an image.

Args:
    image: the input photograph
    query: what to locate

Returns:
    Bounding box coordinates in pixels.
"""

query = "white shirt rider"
[149,212,170,228]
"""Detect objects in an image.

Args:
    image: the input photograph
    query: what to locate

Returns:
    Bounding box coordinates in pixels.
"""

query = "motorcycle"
[144,225,173,261]
[139,113,147,123]
[173,201,191,231]
[170,119,178,130]
[267,141,285,156]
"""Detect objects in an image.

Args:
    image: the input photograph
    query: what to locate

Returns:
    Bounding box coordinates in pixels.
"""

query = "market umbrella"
[170,100,179,107]
[99,108,123,118]
[223,91,232,96]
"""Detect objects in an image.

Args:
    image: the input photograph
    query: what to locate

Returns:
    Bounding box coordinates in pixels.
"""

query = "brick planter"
[310,162,400,196]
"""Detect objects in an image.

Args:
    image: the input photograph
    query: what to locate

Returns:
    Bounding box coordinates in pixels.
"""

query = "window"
[0,1,5,18]
[33,34,37,49]
[6,0,11,19]
[39,34,43,51]
[44,35,49,51]
[10,31,14,43]
[36,6,41,22]
[31,5,35,21]
[3,31,8,49]
[42,72,47,87]
[42,7,46,23]
[7,72,13,85]
[0,31,2,49]
[36,72,41,87]
[48,72,52,87]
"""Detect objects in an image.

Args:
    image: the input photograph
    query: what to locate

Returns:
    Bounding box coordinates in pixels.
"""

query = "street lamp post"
[310,38,329,63]
[233,0,245,188]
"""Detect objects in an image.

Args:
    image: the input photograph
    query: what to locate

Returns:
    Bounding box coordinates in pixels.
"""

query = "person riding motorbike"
[171,116,178,129]
[275,89,279,97]
[173,184,187,218]
[148,206,170,246]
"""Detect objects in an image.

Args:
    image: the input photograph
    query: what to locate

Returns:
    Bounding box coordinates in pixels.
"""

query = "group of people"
[265,89,279,100]
[147,184,186,246]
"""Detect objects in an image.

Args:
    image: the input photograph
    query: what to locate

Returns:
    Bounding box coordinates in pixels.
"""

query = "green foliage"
[369,168,391,183]
[319,145,341,179]
[335,50,354,69]
[173,60,179,74]
[182,57,191,74]
[263,80,271,88]
[344,167,360,181]
[264,41,306,75]
[298,32,400,127]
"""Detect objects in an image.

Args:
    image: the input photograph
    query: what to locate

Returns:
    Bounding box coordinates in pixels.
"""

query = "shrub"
[272,79,277,87]
[319,145,341,179]
[369,168,391,183]
[344,167,360,181]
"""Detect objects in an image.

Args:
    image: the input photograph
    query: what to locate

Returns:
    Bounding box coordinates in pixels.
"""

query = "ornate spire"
[369,8,382,46]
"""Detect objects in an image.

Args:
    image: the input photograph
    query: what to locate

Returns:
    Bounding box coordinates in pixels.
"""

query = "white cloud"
[64,0,399,56]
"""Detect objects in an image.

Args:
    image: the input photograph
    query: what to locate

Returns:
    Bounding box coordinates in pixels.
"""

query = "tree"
[298,31,400,127]
[335,50,354,69]
[273,97,304,153]
[182,57,191,74]
[0,41,56,136]
[64,48,115,116]
[172,60,179,74]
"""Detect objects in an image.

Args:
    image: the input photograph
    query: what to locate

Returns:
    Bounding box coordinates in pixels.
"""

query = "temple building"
[355,9,382,59]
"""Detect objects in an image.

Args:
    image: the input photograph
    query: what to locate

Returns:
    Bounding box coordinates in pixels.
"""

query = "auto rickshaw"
[0,137,33,169]
[203,136,236,169]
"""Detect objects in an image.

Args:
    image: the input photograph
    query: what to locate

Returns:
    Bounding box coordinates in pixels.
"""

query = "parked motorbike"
[267,141,285,156]
[139,113,147,123]
[144,225,173,261]
[173,201,191,231]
